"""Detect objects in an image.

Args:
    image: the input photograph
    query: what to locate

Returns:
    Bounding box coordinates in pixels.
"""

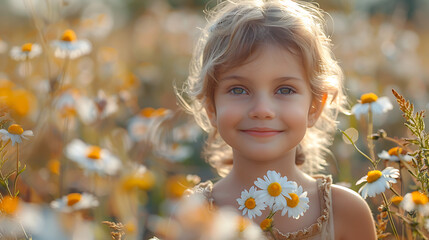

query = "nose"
[248,95,276,120]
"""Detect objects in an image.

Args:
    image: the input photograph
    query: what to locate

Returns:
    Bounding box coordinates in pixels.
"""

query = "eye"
[276,87,295,95]
[229,87,248,95]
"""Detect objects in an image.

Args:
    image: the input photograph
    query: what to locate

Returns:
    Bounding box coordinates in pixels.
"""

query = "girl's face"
[207,44,321,162]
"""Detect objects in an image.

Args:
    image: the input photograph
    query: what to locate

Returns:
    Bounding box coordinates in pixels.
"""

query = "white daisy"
[51,29,92,59]
[356,167,399,199]
[254,170,296,208]
[74,90,119,125]
[172,122,202,142]
[351,93,393,120]
[236,186,266,219]
[0,197,45,238]
[127,107,172,142]
[93,90,118,119]
[157,143,193,162]
[65,139,121,175]
[127,115,153,142]
[378,147,412,162]
[0,124,33,146]
[50,192,99,213]
[275,185,309,219]
[401,191,429,216]
[10,43,42,61]
[55,88,81,118]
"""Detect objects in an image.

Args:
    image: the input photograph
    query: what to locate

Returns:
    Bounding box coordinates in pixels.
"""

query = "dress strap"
[271,175,333,239]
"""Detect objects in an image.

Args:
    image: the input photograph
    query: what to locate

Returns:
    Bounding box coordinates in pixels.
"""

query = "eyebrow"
[219,75,304,83]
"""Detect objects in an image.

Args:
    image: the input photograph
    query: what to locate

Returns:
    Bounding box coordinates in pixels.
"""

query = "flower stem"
[267,210,276,219]
[381,192,399,239]
[340,129,375,167]
[13,144,19,196]
[59,116,70,196]
[389,187,401,197]
[58,57,69,90]
[367,107,377,168]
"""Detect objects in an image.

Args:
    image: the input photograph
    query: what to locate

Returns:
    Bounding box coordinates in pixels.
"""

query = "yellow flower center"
[61,106,77,118]
[122,170,156,191]
[286,193,300,208]
[244,197,256,209]
[411,191,428,205]
[8,124,24,135]
[388,147,406,156]
[172,143,179,150]
[21,43,33,52]
[140,107,155,118]
[86,146,101,160]
[67,193,82,206]
[238,217,250,232]
[267,182,282,197]
[360,93,378,104]
[61,29,77,42]
[260,218,273,231]
[48,159,60,175]
[166,175,193,199]
[124,223,136,233]
[391,196,403,205]
[152,108,167,117]
[367,170,382,183]
[0,196,19,215]
[139,107,168,118]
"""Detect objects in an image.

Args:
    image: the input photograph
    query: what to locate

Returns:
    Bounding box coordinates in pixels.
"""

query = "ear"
[205,101,217,128]
[307,93,327,128]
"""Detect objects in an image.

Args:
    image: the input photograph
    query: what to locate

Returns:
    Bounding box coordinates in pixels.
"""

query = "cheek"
[215,103,240,127]
[280,105,309,128]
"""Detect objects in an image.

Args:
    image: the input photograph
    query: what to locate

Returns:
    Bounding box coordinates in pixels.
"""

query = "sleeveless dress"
[190,175,335,240]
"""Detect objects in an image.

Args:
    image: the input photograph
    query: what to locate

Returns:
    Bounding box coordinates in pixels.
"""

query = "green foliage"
[392,89,429,194]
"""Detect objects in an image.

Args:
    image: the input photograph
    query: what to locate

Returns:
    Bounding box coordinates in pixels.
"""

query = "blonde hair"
[177,0,347,177]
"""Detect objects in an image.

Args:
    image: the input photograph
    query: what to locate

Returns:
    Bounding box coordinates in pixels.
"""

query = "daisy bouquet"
[236,170,309,239]
[343,90,429,239]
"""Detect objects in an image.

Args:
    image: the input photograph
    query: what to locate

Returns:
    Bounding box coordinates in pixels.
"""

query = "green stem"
[381,193,399,239]
[13,144,19,196]
[389,187,401,197]
[59,116,69,197]
[367,107,377,168]
[58,57,69,91]
[267,210,276,219]
[0,172,12,196]
[0,140,9,153]
[340,129,376,168]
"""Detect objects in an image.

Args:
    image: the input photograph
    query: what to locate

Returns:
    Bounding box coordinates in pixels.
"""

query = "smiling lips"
[241,127,283,137]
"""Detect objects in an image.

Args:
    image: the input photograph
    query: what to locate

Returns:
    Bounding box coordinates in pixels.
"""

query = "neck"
[226,148,308,190]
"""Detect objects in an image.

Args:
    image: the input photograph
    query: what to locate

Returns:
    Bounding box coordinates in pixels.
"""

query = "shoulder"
[331,184,377,240]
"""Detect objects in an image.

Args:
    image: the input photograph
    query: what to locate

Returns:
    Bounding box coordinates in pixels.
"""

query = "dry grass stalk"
[102,221,125,240]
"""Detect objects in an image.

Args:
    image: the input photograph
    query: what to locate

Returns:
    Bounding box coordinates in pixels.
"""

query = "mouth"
[240,128,283,137]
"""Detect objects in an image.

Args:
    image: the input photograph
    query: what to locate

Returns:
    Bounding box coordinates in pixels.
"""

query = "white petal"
[356,175,367,185]
[378,151,391,160]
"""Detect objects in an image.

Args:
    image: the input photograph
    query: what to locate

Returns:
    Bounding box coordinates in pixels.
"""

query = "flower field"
[0,0,428,239]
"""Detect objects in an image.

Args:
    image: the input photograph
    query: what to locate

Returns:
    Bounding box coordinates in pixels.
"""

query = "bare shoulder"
[331,184,377,240]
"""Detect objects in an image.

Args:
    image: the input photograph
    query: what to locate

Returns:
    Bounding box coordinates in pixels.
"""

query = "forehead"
[218,44,306,82]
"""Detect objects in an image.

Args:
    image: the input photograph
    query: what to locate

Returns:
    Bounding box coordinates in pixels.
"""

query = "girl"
[179,0,377,239]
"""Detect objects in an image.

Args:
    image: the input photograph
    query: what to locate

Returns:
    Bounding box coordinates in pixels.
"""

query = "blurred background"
[0,0,428,239]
